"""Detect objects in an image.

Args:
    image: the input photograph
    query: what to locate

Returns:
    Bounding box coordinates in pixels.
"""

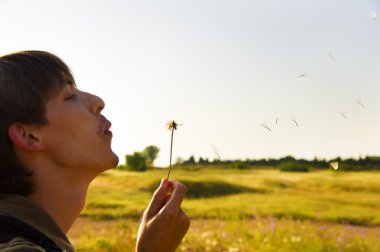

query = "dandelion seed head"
[167,120,181,131]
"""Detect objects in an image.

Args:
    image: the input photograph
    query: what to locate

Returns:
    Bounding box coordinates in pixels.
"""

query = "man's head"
[0,51,75,195]
[0,51,118,196]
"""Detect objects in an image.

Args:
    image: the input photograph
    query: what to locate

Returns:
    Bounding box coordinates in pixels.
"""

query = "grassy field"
[68,167,380,251]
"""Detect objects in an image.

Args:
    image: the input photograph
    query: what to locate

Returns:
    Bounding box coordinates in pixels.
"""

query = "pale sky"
[1,0,379,166]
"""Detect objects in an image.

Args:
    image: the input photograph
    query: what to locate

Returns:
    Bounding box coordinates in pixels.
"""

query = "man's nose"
[88,92,105,114]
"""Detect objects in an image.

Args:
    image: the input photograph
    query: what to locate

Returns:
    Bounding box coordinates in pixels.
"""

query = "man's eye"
[65,94,76,100]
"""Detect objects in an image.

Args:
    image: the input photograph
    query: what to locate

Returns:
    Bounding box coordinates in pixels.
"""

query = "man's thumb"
[145,179,169,218]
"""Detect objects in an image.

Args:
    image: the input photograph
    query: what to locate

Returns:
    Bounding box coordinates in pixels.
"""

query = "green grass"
[69,167,380,251]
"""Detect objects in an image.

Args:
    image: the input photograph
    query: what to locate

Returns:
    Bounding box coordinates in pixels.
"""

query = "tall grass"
[69,168,380,251]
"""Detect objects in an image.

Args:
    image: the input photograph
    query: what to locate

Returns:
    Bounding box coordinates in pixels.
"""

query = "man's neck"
[28,170,90,234]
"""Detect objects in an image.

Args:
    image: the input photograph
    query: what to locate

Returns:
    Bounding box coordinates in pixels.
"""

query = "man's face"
[39,84,119,178]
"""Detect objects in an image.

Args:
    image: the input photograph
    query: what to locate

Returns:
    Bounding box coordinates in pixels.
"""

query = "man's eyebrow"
[57,83,74,96]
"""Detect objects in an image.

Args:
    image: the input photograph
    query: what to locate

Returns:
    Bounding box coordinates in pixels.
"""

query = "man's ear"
[8,123,45,151]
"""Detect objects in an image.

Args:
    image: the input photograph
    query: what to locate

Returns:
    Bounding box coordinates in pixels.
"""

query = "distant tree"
[125,152,147,171]
[183,155,196,165]
[142,145,160,166]
[232,161,248,169]
[280,155,296,163]
[198,157,209,164]
[279,161,309,172]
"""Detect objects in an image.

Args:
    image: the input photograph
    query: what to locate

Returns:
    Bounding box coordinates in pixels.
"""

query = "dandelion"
[166,120,182,180]
[261,122,271,131]
[330,161,339,170]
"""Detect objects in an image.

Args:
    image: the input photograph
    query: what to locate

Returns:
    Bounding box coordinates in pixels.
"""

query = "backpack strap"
[0,215,63,252]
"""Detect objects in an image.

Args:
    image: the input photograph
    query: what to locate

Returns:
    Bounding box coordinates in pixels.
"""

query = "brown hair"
[0,51,75,195]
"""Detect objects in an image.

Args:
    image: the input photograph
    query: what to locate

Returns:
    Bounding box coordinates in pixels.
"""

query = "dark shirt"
[0,194,74,252]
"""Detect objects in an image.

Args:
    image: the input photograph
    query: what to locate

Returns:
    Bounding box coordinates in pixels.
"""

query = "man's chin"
[108,152,120,169]
[96,153,120,173]
[111,155,120,168]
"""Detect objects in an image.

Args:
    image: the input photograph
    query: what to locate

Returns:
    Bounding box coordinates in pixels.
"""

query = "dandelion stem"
[166,120,181,180]
[167,129,174,180]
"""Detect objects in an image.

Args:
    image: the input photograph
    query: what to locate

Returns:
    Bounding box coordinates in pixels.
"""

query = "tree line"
[117,146,380,172]
[179,155,380,172]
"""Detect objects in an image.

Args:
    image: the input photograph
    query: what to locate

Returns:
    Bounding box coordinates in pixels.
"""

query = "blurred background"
[1,0,379,167]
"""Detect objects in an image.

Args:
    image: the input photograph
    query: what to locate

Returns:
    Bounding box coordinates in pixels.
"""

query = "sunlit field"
[68,167,380,252]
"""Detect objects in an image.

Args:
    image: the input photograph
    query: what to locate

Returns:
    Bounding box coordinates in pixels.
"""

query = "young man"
[0,51,190,251]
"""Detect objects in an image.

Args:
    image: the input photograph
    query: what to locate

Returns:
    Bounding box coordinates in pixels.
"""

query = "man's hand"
[136,179,190,252]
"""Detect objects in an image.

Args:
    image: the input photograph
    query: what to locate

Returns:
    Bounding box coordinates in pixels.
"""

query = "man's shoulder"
[0,215,66,252]
[0,237,45,251]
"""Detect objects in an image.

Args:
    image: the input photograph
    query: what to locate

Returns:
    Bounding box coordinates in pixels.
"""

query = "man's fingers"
[161,181,187,214]
[145,179,170,218]
[178,208,191,233]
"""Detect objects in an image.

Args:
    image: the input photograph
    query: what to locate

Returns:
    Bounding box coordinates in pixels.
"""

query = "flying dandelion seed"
[212,145,221,160]
[369,11,377,21]
[275,115,279,125]
[355,98,365,108]
[166,120,182,180]
[290,117,299,127]
[328,52,337,63]
[330,162,339,170]
[340,111,348,119]
[261,123,271,131]
[298,73,307,78]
